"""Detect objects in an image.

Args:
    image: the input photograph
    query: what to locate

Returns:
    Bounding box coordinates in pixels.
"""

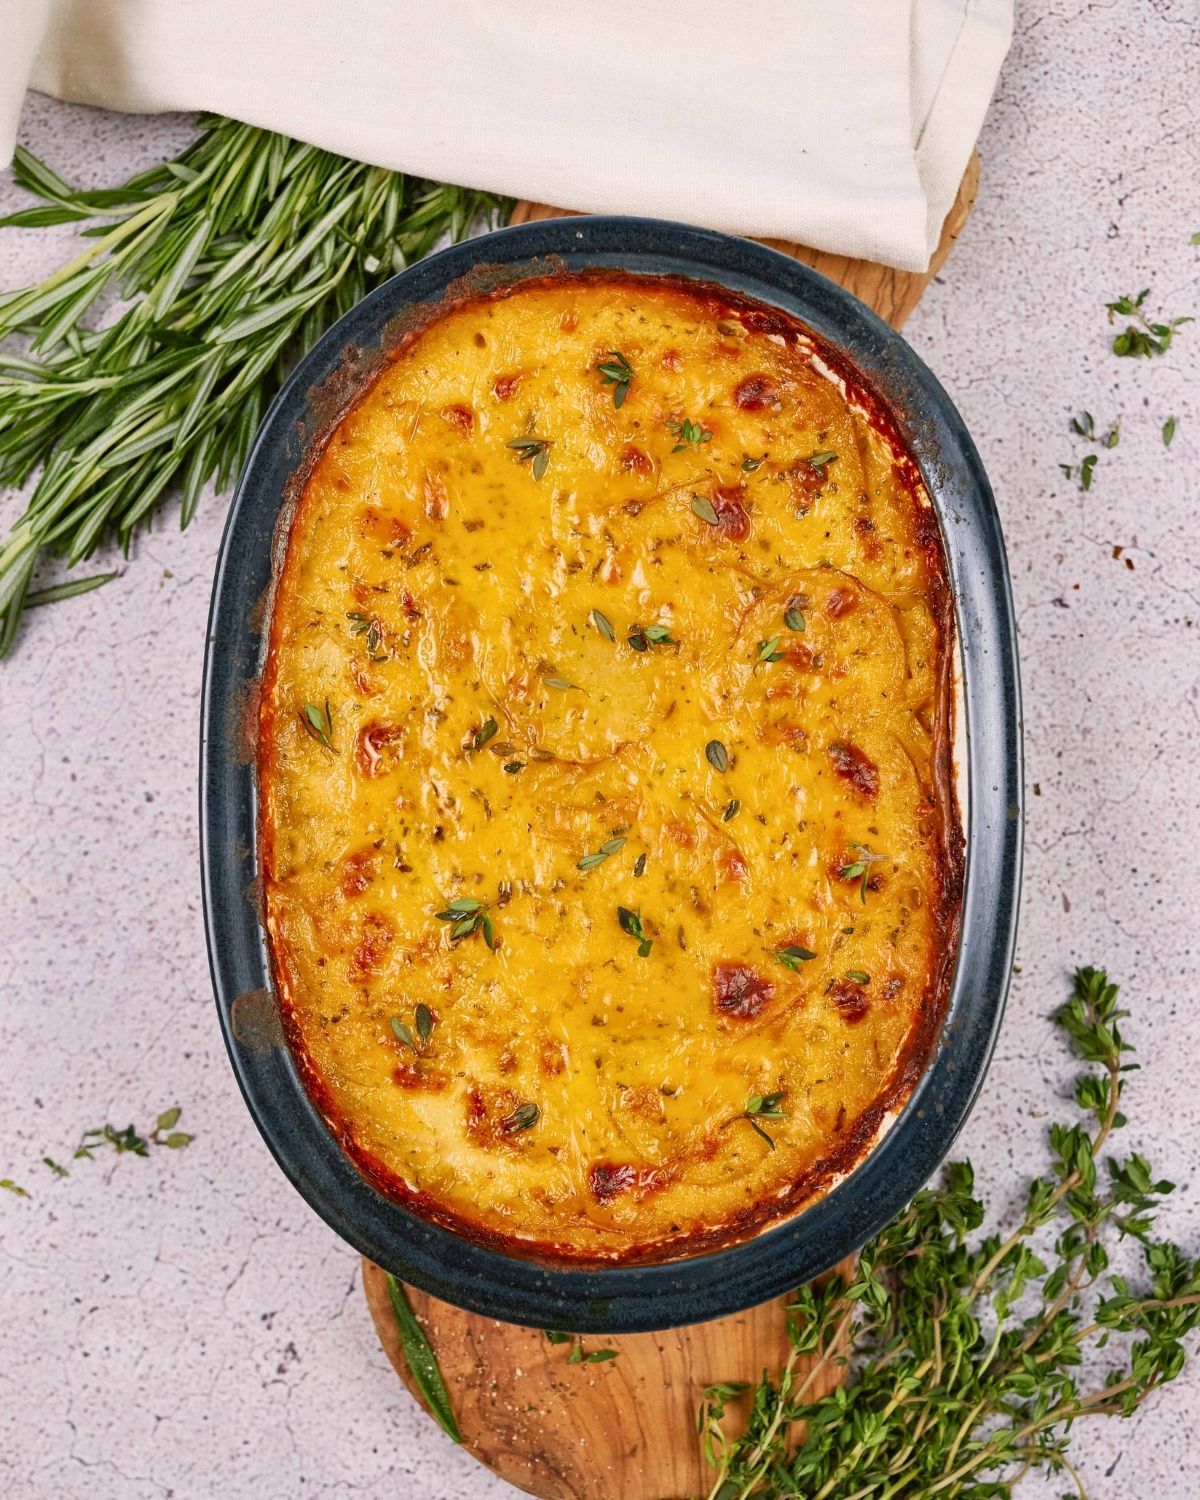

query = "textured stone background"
[2,5,1198,1496]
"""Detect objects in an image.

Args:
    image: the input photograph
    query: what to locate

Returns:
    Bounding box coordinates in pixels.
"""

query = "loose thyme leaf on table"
[696,966,1200,1500]
[0,118,510,657]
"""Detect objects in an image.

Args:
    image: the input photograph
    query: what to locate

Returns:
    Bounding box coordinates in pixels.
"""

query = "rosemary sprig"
[0,118,509,657]
[384,1273,462,1444]
[697,967,1200,1499]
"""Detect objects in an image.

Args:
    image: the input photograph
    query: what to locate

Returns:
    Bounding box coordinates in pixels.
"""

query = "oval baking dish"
[200,216,1021,1333]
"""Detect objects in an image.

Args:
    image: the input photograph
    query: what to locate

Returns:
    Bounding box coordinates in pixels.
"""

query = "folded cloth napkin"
[2,0,1011,272]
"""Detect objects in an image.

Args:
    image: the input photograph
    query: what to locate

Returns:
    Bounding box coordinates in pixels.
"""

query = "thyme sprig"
[697,967,1200,1500]
[741,1091,787,1152]
[617,904,653,957]
[0,120,508,657]
[669,417,712,452]
[435,897,495,949]
[1105,288,1192,357]
[507,435,552,479]
[3,1107,193,1198]
[596,350,634,407]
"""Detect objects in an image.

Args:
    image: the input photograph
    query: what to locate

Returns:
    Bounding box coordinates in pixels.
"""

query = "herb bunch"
[0,117,509,655]
[698,967,1199,1499]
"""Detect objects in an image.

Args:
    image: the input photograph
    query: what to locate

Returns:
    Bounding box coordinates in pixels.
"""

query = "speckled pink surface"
[2,8,1198,1497]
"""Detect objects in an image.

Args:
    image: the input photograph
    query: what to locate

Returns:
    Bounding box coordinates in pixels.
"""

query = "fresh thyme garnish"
[1070,410,1119,449]
[391,1016,417,1051]
[507,435,552,480]
[617,905,652,958]
[689,494,720,525]
[591,607,616,641]
[845,969,871,984]
[3,1108,194,1199]
[435,897,495,949]
[741,1090,787,1150]
[784,605,806,632]
[300,698,334,749]
[696,966,1200,1500]
[633,853,647,878]
[1105,288,1193,357]
[723,799,740,821]
[569,1345,619,1365]
[669,418,713,451]
[75,1109,193,1159]
[391,1004,435,1054]
[0,125,507,659]
[469,716,498,751]
[502,1102,540,1133]
[1163,416,1178,447]
[742,454,766,472]
[775,944,816,971]
[756,636,785,663]
[705,739,729,772]
[596,351,634,407]
[544,1330,620,1365]
[806,450,838,477]
[838,841,887,903]
[578,835,628,871]
[628,622,676,652]
[346,610,388,660]
[384,1273,462,1444]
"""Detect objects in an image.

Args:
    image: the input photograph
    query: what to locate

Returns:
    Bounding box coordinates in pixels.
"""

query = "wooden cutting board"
[362,155,980,1500]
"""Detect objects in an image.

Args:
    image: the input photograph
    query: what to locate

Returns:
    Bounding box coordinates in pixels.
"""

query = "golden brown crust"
[258,270,962,1264]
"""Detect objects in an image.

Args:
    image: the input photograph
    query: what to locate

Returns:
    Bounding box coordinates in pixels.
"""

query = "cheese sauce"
[259,274,962,1260]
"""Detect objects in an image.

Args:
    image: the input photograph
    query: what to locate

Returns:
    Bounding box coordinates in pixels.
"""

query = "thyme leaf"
[300,698,334,750]
[577,835,628,871]
[705,739,729,773]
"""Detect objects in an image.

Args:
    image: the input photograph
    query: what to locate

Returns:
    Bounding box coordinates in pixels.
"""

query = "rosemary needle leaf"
[384,1273,462,1443]
[0,118,510,658]
[24,571,118,609]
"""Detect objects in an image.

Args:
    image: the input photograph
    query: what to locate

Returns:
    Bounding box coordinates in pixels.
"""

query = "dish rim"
[200,214,1022,1334]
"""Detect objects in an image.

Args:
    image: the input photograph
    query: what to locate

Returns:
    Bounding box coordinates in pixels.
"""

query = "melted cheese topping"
[260,274,959,1261]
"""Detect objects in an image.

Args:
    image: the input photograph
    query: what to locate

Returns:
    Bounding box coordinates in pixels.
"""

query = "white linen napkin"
[2,0,1011,272]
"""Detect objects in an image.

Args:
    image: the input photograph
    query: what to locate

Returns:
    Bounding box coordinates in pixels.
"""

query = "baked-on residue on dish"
[258,272,963,1262]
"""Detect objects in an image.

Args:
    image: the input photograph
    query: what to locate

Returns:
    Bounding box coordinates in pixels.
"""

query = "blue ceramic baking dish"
[200,216,1021,1334]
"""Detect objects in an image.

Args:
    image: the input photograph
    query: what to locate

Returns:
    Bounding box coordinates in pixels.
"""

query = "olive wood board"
[361,153,980,1500]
